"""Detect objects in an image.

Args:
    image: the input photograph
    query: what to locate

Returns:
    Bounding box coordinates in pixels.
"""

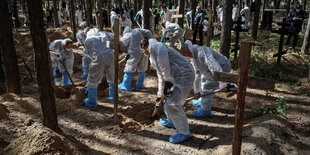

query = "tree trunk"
[0,43,6,83]
[138,0,142,11]
[252,0,261,39]
[53,0,59,27]
[261,0,267,30]
[143,0,150,30]
[22,0,27,14]
[86,0,92,25]
[220,0,233,58]
[286,0,291,15]
[303,0,307,10]
[275,0,280,9]
[177,0,185,28]
[13,0,21,27]
[191,0,197,30]
[98,0,103,30]
[0,0,22,94]
[69,0,77,41]
[118,0,122,8]
[82,0,87,22]
[107,0,111,27]
[47,0,50,8]
[27,0,59,132]
[302,12,310,55]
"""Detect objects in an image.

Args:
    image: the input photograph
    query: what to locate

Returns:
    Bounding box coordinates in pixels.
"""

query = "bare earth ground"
[0,26,310,154]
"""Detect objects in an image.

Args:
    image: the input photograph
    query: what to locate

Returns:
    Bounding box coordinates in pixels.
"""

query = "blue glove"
[164,81,173,96]
[160,36,165,42]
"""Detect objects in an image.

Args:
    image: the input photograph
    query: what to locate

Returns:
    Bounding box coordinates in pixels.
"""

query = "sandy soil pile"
[3,127,84,155]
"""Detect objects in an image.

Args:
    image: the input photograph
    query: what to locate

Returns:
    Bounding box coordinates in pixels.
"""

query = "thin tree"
[286,0,291,15]
[69,0,77,41]
[302,12,310,55]
[53,0,59,27]
[27,0,59,132]
[191,0,197,30]
[86,0,92,25]
[0,0,22,94]
[143,0,151,30]
[178,0,185,29]
[220,0,233,58]
[252,0,261,39]
[107,0,111,27]
[13,0,21,27]
[0,43,6,84]
[99,0,103,30]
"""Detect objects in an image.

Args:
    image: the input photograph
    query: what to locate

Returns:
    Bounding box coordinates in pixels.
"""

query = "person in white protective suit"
[75,7,84,25]
[49,38,74,87]
[180,40,237,118]
[134,9,155,34]
[83,28,115,108]
[140,38,195,144]
[76,28,91,79]
[110,10,119,33]
[160,5,173,23]
[240,4,250,28]
[161,21,184,46]
[232,3,239,22]
[120,14,132,29]
[118,27,153,91]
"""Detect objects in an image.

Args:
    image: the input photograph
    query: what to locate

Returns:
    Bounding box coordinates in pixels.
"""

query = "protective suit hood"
[87,28,100,38]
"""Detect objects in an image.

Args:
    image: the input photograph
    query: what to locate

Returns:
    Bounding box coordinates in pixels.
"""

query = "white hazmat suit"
[240,6,250,26]
[84,28,115,88]
[49,38,74,75]
[148,39,194,135]
[162,22,183,46]
[186,40,231,113]
[134,9,155,34]
[110,11,119,32]
[76,29,91,77]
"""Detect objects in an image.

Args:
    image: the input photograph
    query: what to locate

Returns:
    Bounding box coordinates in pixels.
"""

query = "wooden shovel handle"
[151,95,166,118]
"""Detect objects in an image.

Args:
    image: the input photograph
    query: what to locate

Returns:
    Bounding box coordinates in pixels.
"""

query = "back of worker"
[162,22,183,46]
[118,27,153,91]
[83,28,115,108]
[146,39,195,144]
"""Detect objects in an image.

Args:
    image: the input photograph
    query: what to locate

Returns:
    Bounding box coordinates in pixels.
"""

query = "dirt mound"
[212,114,310,154]
[2,127,84,155]
[46,25,74,44]
[0,104,9,120]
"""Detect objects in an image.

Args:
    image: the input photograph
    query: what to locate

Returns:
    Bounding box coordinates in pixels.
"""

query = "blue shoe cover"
[80,73,88,79]
[159,118,175,128]
[109,83,114,104]
[118,72,133,91]
[192,100,201,107]
[62,71,71,86]
[136,72,146,89]
[169,132,192,144]
[83,88,98,108]
[192,108,213,118]
[53,69,57,86]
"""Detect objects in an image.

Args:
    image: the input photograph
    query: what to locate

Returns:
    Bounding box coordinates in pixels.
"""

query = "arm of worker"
[156,70,164,98]
[134,13,140,21]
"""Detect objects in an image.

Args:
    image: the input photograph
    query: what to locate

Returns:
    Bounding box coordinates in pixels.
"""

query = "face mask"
[296,9,300,12]
[196,9,198,12]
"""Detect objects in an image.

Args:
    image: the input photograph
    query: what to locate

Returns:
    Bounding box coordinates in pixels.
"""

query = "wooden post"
[27,0,59,132]
[113,18,119,120]
[220,0,233,58]
[98,0,103,30]
[0,0,22,94]
[53,0,59,27]
[286,0,291,16]
[232,42,252,155]
[177,0,185,29]
[206,7,213,46]
[69,0,77,41]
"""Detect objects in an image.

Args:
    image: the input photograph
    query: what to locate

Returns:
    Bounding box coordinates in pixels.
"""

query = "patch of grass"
[247,97,290,118]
